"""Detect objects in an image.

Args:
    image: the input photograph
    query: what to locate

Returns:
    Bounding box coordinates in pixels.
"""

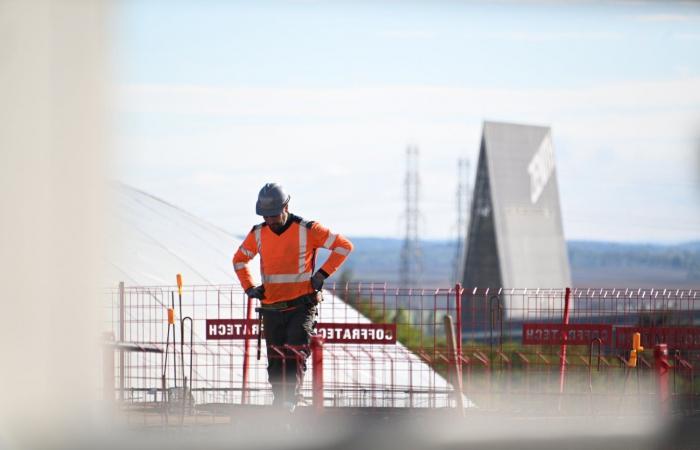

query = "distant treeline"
[321,237,700,286]
[568,241,700,276]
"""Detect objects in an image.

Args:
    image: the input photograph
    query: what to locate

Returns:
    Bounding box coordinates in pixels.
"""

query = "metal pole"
[559,287,571,394]
[118,281,125,402]
[455,283,463,356]
[455,283,463,401]
[654,344,671,416]
[177,274,185,387]
[311,335,325,412]
[170,292,178,388]
[444,314,465,416]
[242,295,254,404]
[183,317,194,405]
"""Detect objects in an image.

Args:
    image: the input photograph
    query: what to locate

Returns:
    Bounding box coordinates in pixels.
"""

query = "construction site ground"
[95,403,700,450]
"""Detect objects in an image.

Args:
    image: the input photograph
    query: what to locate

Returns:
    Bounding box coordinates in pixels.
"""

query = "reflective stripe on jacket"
[232,214,353,304]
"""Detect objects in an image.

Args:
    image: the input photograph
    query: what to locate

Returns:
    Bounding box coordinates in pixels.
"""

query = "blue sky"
[114,1,700,243]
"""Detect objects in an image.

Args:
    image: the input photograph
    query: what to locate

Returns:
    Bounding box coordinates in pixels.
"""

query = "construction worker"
[232,182,353,411]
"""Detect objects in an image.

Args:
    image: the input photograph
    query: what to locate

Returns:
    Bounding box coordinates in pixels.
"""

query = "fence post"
[444,314,465,416]
[119,281,125,402]
[654,344,671,415]
[455,283,462,357]
[311,335,325,412]
[242,295,254,404]
[559,287,571,395]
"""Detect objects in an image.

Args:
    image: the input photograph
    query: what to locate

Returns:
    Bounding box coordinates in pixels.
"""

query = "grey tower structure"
[460,121,571,323]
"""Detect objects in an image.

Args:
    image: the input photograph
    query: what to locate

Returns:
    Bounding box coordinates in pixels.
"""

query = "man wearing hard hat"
[233,182,353,411]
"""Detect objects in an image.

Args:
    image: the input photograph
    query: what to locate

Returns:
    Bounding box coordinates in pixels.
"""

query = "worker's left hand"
[246,285,265,299]
[310,272,325,291]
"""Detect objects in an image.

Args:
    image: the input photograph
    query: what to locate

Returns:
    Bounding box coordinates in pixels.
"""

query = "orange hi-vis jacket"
[233,214,353,304]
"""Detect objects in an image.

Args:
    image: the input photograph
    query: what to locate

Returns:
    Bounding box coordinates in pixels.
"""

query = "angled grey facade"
[461,121,571,322]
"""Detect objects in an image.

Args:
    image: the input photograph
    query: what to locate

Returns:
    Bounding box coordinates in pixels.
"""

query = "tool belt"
[256,292,320,313]
[254,292,320,361]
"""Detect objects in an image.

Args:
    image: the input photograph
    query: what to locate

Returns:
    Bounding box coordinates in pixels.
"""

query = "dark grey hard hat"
[256,182,290,216]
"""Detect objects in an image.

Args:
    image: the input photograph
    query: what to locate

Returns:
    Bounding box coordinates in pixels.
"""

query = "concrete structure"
[460,121,571,321]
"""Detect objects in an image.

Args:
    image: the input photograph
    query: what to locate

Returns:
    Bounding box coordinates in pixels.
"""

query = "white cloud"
[189,171,230,187]
[116,78,700,241]
[632,13,700,22]
[379,30,436,40]
[673,32,700,40]
[483,31,622,42]
[119,78,700,117]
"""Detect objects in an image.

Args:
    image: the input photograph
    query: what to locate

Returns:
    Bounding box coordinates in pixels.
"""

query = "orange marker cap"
[168,308,175,325]
[632,332,643,352]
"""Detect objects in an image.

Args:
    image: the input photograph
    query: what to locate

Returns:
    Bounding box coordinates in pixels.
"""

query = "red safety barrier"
[311,335,324,412]
[242,295,254,404]
[654,344,671,415]
[103,283,700,419]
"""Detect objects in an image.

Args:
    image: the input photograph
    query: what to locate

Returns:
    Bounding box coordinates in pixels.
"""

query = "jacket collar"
[269,212,296,236]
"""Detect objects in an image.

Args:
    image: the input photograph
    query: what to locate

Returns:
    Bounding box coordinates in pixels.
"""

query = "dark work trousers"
[261,296,317,405]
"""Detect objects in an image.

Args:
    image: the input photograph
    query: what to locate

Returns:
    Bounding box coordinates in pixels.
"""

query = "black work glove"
[310,272,326,291]
[246,285,265,299]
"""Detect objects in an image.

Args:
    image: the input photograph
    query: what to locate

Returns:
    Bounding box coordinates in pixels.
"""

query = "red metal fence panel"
[103,284,700,416]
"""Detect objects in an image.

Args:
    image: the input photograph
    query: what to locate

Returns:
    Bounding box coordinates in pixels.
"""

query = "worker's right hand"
[245,285,265,299]
[310,271,325,291]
